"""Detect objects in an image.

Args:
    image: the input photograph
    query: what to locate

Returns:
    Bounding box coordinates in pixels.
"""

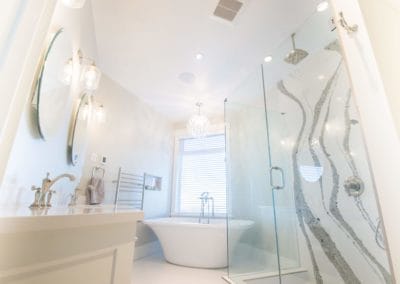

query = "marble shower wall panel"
[266,46,392,283]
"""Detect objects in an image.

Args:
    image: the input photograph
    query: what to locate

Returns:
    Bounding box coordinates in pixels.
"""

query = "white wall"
[358,1,400,279]
[357,0,400,136]
[0,1,99,207]
[0,0,174,254]
[79,74,174,247]
[0,1,56,184]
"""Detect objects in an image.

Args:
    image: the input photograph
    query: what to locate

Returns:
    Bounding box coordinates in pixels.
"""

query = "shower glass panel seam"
[261,64,283,284]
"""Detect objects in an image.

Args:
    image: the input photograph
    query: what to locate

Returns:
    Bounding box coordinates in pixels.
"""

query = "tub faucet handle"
[200,192,209,199]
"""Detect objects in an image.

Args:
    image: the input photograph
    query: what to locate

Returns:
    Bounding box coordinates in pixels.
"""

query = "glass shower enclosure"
[225,5,392,284]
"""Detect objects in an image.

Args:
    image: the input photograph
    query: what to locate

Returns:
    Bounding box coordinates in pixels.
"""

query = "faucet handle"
[31,186,41,192]
[30,186,42,208]
[68,192,78,207]
[42,173,51,185]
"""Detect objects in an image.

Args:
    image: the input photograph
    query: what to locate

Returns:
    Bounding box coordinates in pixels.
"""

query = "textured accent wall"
[226,41,392,283]
[267,45,391,283]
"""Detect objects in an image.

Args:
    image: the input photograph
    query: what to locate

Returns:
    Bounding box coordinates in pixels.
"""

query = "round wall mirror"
[32,28,73,140]
[70,93,91,166]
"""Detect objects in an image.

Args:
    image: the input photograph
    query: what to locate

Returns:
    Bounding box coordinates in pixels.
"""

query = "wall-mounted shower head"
[325,39,342,54]
[284,33,309,65]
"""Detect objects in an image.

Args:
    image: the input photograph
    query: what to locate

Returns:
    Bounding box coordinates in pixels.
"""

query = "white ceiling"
[91,0,317,123]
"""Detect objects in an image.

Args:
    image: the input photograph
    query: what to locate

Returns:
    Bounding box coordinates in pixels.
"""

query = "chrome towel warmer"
[114,167,145,210]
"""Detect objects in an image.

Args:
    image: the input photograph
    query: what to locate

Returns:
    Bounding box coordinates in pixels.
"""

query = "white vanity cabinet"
[0,206,143,284]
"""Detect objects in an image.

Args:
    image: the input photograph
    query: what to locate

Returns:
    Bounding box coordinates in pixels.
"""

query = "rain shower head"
[284,33,309,65]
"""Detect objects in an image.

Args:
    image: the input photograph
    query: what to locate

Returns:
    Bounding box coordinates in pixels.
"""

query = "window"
[174,133,227,215]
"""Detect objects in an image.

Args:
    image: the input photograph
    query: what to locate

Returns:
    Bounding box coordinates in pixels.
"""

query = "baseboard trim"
[134,241,162,260]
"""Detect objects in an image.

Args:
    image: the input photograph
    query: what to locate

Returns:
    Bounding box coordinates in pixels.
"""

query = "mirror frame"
[69,93,91,166]
[31,27,70,140]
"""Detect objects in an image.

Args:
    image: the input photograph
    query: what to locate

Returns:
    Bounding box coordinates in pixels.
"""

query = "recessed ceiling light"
[264,55,273,63]
[318,74,325,80]
[317,1,329,12]
[178,72,196,84]
[195,53,204,60]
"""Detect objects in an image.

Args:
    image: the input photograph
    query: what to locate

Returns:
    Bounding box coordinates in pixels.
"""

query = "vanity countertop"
[0,205,144,234]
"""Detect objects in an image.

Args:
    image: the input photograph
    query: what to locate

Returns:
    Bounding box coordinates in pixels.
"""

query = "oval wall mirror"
[32,28,73,140]
[70,93,91,166]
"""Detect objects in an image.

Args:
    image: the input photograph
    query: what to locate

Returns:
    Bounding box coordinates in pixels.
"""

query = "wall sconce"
[77,50,102,91]
[62,0,86,9]
[95,104,106,123]
[60,58,73,85]
[77,100,106,123]
[79,102,91,122]
[82,64,101,91]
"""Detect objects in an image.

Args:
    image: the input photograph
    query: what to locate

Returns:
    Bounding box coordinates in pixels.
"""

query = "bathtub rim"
[143,217,254,230]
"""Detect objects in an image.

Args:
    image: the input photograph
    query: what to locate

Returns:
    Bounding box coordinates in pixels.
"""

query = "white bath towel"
[86,177,105,205]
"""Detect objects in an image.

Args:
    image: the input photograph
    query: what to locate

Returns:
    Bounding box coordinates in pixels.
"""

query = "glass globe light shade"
[79,102,91,122]
[95,105,106,123]
[60,58,73,85]
[317,1,329,12]
[83,64,101,91]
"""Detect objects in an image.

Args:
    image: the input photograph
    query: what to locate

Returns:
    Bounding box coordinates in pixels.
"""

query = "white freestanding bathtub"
[144,217,253,268]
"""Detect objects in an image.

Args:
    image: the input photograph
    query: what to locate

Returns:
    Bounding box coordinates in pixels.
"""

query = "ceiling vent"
[213,0,243,22]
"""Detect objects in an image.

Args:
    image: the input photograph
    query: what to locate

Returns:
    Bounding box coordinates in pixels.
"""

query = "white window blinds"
[175,134,227,215]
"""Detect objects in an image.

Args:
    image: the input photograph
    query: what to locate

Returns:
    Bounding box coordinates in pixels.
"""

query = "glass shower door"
[225,68,297,283]
[263,6,392,284]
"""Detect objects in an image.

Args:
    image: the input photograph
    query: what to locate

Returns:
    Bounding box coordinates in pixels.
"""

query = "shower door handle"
[270,166,285,190]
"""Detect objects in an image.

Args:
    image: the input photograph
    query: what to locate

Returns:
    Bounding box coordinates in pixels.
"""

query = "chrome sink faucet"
[30,173,76,208]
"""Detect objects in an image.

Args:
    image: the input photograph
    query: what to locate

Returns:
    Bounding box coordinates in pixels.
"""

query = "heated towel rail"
[114,167,145,209]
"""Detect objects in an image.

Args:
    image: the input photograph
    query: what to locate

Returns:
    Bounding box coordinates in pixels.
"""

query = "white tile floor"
[132,252,227,284]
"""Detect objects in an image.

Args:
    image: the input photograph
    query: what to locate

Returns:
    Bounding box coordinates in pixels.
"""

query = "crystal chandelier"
[187,102,210,138]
